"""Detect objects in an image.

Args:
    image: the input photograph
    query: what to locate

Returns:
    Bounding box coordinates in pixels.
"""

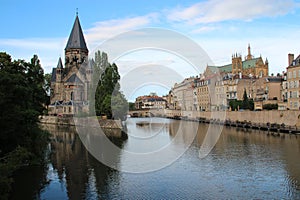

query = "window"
[298,70,300,77]
[295,91,298,98]
[288,72,292,79]
[294,102,298,108]
[293,71,297,78]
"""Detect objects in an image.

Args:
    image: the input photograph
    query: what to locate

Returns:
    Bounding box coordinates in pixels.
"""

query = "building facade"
[49,15,92,115]
[135,94,167,110]
[287,54,300,110]
[208,45,269,78]
[170,77,195,111]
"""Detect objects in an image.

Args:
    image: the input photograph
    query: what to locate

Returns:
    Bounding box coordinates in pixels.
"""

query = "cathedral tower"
[246,44,253,60]
[64,14,89,70]
[49,14,91,115]
[232,53,242,75]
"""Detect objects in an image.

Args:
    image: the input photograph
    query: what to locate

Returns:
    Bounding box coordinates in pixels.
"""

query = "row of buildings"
[135,45,300,111]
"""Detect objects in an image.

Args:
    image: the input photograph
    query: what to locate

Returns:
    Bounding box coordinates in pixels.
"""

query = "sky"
[1,0,300,101]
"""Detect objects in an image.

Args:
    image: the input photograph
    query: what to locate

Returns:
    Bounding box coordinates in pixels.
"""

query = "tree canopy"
[92,51,128,120]
[0,53,49,154]
[229,89,254,111]
[0,52,50,197]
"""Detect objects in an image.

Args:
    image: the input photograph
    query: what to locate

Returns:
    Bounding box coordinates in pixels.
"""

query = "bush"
[263,103,278,110]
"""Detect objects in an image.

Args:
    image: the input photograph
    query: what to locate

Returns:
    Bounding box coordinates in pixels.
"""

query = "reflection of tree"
[10,165,48,199]
[44,124,124,199]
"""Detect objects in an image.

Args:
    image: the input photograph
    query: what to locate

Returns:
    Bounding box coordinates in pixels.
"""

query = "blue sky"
[1,0,300,100]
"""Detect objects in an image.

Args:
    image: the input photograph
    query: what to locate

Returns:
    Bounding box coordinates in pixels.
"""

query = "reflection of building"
[287,53,300,110]
[49,14,92,115]
[135,93,167,110]
[45,124,124,200]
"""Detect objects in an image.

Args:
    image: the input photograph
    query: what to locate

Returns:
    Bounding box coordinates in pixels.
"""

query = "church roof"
[66,74,83,84]
[65,16,88,51]
[57,57,63,69]
[216,57,261,72]
[218,64,232,73]
[242,58,260,69]
[51,68,57,82]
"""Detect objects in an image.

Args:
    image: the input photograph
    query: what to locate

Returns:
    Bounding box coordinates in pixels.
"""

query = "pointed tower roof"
[57,57,63,69]
[65,15,88,51]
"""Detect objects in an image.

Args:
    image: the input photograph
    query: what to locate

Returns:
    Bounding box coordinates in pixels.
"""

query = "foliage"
[242,89,249,109]
[0,53,48,154]
[229,99,242,111]
[263,103,278,110]
[129,102,136,111]
[0,146,32,200]
[0,52,50,199]
[93,51,128,119]
[43,73,52,97]
[229,90,254,111]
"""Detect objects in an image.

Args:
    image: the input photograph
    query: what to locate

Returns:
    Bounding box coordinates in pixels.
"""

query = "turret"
[56,57,63,82]
[246,44,253,60]
[64,14,89,69]
[232,52,242,75]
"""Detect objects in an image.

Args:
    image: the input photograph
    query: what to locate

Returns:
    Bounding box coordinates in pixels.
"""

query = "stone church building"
[48,15,92,116]
[206,45,269,78]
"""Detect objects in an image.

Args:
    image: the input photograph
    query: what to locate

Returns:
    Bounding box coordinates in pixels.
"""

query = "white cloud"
[167,0,296,24]
[85,13,158,45]
[0,38,64,50]
[0,38,66,73]
[191,26,219,34]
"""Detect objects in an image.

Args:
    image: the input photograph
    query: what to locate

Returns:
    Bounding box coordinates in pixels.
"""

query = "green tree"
[229,99,242,111]
[242,89,250,109]
[0,52,48,155]
[92,51,128,119]
[263,103,278,110]
[0,52,50,198]
[129,102,136,111]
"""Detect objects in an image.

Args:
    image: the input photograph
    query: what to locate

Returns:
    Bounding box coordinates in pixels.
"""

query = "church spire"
[246,43,253,60]
[65,15,88,51]
[57,57,63,69]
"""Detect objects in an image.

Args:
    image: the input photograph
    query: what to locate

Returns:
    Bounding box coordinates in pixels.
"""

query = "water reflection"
[10,118,300,199]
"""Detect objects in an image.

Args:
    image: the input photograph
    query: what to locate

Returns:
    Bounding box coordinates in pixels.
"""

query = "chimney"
[288,53,294,66]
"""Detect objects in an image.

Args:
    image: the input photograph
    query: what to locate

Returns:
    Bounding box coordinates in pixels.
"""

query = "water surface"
[11,118,300,199]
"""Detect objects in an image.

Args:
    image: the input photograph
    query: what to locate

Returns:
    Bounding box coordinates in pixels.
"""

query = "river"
[10,117,300,199]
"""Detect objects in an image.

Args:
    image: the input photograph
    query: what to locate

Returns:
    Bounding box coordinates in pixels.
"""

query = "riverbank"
[39,116,128,139]
[130,109,300,134]
[39,116,122,129]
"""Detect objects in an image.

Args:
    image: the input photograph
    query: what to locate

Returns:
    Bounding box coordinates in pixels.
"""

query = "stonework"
[206,44,269,78]
[286,54,300,110]
[48,15,92,115]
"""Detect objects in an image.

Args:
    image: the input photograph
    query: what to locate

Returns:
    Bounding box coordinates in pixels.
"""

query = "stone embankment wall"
[39,116,122,129]
[150,110,300,127]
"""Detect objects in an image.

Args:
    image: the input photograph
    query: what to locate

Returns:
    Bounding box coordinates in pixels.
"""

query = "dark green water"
[10,118,300,199]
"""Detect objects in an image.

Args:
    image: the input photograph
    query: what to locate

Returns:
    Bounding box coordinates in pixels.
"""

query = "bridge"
[128,110,156,117]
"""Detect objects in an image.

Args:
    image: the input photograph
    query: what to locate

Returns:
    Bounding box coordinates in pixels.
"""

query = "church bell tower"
[64,14,89,70]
